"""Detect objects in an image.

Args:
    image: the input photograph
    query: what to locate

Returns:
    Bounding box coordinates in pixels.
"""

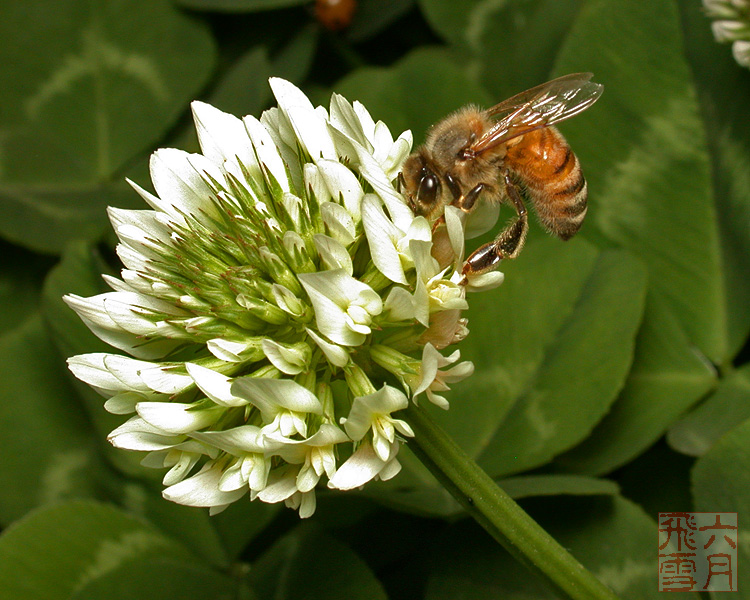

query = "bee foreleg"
[445,171,485,212]
[462,175,528,276]
[453,183,486,212]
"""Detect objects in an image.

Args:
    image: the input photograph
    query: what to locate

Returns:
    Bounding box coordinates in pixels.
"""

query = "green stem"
[402,402,621,600]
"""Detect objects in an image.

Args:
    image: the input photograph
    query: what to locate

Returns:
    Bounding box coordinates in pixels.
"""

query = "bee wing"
[468,73,603,156]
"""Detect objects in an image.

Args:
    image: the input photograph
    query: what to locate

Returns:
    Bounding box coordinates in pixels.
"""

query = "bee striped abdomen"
[505,127,588,240]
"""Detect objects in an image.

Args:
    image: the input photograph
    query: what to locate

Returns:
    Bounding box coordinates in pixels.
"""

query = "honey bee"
[398,73,603,277]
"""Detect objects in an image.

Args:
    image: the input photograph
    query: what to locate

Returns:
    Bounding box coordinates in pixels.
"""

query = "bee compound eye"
[417,171,439,205]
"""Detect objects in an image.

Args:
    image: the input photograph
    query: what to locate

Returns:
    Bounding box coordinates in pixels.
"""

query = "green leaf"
[70,558,239,600]
[174,0,308,11]
[368,465,618,518]
[496,474,619,499]
[617,440,695,518]
[270,22,320,84]
[346,0,416,42]
[205,24,318,119]
[668,363,750,457]
[476,0,584,100]
[557,293,716,474]
[443,239,646,477]
[332,46,493,145]
[0,245,53,335]
[424,495,701,600]
[419,0,582,98]
[417,0,484,47]
[211,498,281,560]
[118,482,231,568]
[554,0,723,364]
[0,313,107,525]
[0,501,195,600]
[0,183,138,256]
[692,417,750,596]
[248,523,388,600]
[678,0,750,362]
[0,0,216,253]
[421,0,583,100]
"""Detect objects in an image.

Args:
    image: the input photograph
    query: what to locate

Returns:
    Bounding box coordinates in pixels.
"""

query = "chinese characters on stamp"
[658,512,738,592]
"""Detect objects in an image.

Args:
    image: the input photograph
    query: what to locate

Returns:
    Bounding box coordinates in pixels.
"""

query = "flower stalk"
[402,402,621,600]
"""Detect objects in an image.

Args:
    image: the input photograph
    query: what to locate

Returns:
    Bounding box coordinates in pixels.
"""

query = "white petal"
[136,402,222,434]
[328,127,413,231]
[712,19,745,42]
[328,93,371,149]
[256,468,299,503]
[328,441,391,490]
[206,338,256,363]
[344,385,408,441]
[260,107,303,190]
[353,101,378,147]
[190,425,267,455]
[269,77,337,162]
[464,270,505,292]
[314,234,353,275]
[271,284,305,317]
[413,343,442,396]
[316,159,364,221]
[426,390,451,410]
[163,464,247,507]
[321,201,356,246]
[733,40,750,66]
[108,416,184,451]
[443,205,466,265]
[371,120,394,165]
[67,353,136,394]
[150,149,224,223]
[306,328,350,368]
[108,207,173,251]
[377,455,402,481]
[163,452,201,486]
[297,490,317,518]
[103,391,142,414]
[186,363,248,407]
[382,286,415,322]
[231,377,323,415]
[410,239,440,284]
[138,365,194,395]
[243,114,290,193]
[191,101,255,168]
[296,465,320,493]
[304,163,331,204]
[441,360,475,383]
[218,462,247,492]
[261,339,310,375]
[465,200,500,239]
[126,178,176,220]
[361,194,407,284]
[382,130,413,179]
[298,269,382,346]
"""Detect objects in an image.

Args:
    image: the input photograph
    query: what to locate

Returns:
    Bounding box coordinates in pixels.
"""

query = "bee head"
[398,152,442,220]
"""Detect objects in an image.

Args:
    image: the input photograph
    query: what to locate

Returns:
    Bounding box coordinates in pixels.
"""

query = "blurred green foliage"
[0,0,748,598]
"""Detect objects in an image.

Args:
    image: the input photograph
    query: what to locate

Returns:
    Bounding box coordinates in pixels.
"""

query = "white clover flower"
[65,78,504,517]
[370,343,474,410]
[704,0,750,67]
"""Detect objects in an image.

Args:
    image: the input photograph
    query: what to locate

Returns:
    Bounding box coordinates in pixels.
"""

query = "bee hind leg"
[462,175,528,277]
